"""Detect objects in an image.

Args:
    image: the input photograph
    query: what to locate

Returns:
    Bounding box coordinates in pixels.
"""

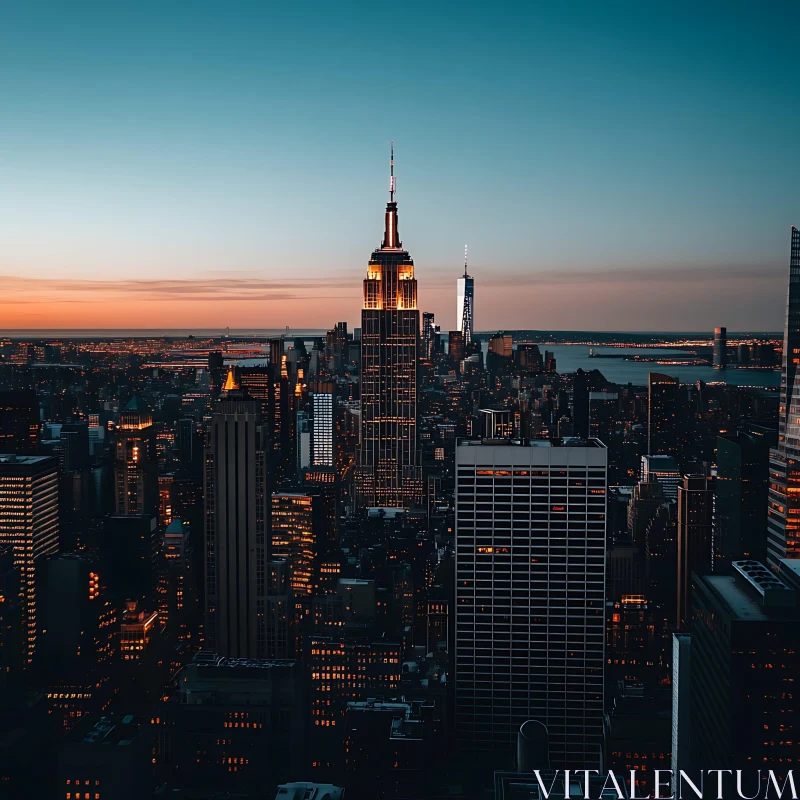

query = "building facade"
[454,439,607,767]
[767,226,800,567]
[204,377,269,658]
[0,454,59,663]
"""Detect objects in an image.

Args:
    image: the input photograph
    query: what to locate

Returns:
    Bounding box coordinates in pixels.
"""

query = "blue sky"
[0,1,797,330]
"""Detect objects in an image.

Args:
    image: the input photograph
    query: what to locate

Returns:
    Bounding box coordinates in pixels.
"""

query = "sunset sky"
[1,1,798,332]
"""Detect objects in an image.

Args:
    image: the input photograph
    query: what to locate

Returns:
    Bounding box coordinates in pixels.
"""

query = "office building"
[488,333,512,358]
[0,391,39,455]
[204,373,269,658]
[713,326,727,369]
[103,514,158,603]
[239,364,292,485]
[690,562,799,770]
[355,149,422,508]
[448,330,465,362]
[422,312,436,360]
[670,632,692,785]
[456,247,475,345]
[454,439,607,766]
[312,392,335,468]
[0,454,59,663]
[768,226,800,567]
[160,653,306,794]
[716,426,775,565]
[647,372,680,456]
[35,552,115,682]
[270,490,325,598]
[477,408,512,439]
[57,714,151,800]
[676,475,714,627]
[640,454,680,501]
[114,395,157,516]
[59,422,90,472]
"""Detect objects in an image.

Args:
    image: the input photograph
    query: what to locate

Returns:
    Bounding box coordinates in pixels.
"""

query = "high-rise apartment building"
[768,226,800,567]
[0,454,59,663]
[647,372,680,456]
[454,439,607,767]
[204,373,269,658]
[114,395,157,516]
[456,248,475,345]
[355,148,422,508]
[676,474,714,627]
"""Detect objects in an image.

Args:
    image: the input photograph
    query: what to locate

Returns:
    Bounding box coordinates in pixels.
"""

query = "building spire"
[383,141,399,248]
[464,244,468,278]
[389,140,395,202]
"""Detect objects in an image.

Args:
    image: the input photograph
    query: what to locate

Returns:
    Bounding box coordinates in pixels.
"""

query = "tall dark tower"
[355,145,422,508]
[767,226,800,567]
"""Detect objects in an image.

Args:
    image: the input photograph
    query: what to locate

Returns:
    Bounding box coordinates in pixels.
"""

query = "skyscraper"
[676,474,714,627]
[454,438,607,767]
[421,312,436,360]
[114,395,157,516]
[0,391,39,455]
[0,454,59,663]
[356,146,422,509]
[312,392,334,468]
[647,372,680,456]
[690,562,800,771]
[456,246,474,346]
[204,371,269,658]
[767,226,800,567]
[713,326,727,369]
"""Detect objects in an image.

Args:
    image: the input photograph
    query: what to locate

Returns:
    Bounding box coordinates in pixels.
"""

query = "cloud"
[0,274,357,303]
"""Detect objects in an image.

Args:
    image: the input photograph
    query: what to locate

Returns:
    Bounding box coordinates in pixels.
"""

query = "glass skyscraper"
[355,151,422,508]
[456,249,475,346]
[767,226,800,568]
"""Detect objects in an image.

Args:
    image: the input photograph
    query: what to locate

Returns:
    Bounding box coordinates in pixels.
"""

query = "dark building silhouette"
[204,372,269,658]
[159,654,306,795]
[690,562,800,771]
[647,372,680,457]
[713,326,727,369]
[103,514,158,604]
[355,148,422,508]
[57,714,151,800]
[716,425,775,566]
[0,391,39,455]
[677,475,714,627]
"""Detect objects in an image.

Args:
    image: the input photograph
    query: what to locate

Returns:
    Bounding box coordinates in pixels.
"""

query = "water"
[540,345,780,388]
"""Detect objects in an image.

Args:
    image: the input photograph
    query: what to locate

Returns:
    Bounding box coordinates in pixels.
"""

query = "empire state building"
[356,147,422,508]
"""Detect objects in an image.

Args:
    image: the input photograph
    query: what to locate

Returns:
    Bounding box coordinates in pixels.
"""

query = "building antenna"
[389,141,395,202]
[464,244,468,278]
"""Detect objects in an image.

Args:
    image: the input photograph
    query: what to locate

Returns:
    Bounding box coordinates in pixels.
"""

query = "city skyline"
[2,2,798,331]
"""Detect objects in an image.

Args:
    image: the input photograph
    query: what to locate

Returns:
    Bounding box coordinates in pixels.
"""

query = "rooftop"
[458,437,605,449]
